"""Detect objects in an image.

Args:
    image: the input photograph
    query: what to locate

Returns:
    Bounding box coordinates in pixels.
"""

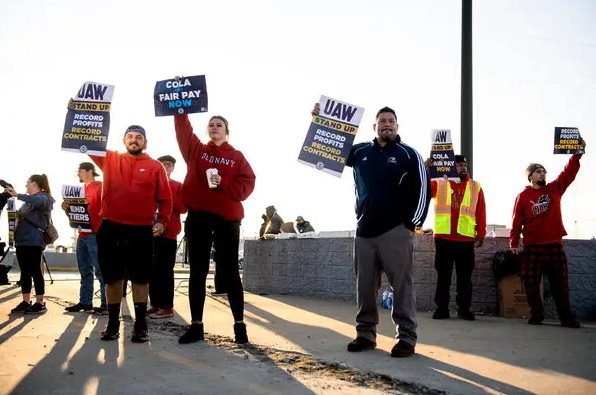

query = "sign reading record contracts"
[553,127,585,154]
[62,81,114,156]
[298,95,364,177]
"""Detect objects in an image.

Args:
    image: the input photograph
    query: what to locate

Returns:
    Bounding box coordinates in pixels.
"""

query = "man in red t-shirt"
[148,155,187,319]
[509,140,586,328]
[90,125,173,343]
[63,162,106,314]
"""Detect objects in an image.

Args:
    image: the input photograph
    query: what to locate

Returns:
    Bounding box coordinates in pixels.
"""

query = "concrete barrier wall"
[243,236,596,320]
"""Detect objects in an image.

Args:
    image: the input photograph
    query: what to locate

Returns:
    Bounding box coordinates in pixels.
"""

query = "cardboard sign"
[428,129,457,179]
[62,82,114,156]
[154,76,208,116]
[297,95,364,177]
[62,184,92,232]
[6,198,16,246]
[553,127,585,154]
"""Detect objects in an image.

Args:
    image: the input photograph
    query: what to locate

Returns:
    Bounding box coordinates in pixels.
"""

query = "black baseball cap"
[78,162,99,176]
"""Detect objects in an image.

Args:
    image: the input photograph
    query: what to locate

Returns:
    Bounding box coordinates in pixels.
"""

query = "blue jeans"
[76,234,106,306]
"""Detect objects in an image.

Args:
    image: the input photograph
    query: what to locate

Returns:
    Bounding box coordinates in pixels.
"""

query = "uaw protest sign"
[62,82,114,156]
[298,95,364,177]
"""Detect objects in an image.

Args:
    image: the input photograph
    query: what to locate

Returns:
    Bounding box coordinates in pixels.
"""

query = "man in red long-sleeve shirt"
[62,162,106,314]
[509,140,586,328]
[427,155,486,321]
[90,125,173,343]
[148,155,187,319]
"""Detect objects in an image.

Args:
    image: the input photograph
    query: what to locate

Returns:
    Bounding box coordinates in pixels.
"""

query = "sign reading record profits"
[62,81,115,156]
[298,95,364,177]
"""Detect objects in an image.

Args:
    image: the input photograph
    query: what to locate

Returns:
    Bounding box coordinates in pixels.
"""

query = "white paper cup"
[206,168,218,188]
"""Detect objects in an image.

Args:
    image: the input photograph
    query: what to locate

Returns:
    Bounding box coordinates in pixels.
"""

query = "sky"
[0,0,595,247]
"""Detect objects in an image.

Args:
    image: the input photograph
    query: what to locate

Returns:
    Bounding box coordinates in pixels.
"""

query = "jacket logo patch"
[139,169,146,172]
[530,194,550,215]
[362,157,368,161]
[387,157,397,164]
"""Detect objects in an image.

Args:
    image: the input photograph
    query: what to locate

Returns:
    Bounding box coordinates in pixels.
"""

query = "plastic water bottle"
[382,290,393,309]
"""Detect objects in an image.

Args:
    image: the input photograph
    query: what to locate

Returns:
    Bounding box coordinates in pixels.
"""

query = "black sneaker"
[25,302,47,314]
[391,341,415,358]
[457,309,476,321]
[432,308,450,319]
[101,321,120,341]
[179,323,204,344]
[234,322,249,344]
[131,328,149,343]
[11,301,31,313]
[65,303,93,313]
[561,319,581,328]
[347,337,376,352]
[528,315,544,325]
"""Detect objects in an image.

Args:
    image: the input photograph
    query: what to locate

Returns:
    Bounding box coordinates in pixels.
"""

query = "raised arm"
[174,114,203,163]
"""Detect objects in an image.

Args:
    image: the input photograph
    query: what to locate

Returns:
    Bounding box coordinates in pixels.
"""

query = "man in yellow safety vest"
[427,154,486,320]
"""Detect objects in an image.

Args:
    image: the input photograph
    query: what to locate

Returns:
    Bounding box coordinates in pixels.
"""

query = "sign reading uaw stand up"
[428,129,457,179]
[62,82,114,156]
[298,95,364,177]
[154,75,208,116]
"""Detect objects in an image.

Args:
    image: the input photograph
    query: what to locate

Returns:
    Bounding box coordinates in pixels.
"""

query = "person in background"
[295,216,315,233]
[509,139,586,328]
[174,111,255,344]
[148,155,187,319]
[90,125,172,343]
[258,214,268,239]
[63,162,107,314]
[5,174,55,314]
[312,103,430,358]
[263,205,283,236]
[425,154,486,321]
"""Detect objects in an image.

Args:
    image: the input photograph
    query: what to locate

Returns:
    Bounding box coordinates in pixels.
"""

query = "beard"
[126,145,143,155]
[459,174,467,182]
[536,180,546,187]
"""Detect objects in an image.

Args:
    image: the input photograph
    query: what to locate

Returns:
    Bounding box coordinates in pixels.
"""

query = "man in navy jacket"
[313,104,430,357]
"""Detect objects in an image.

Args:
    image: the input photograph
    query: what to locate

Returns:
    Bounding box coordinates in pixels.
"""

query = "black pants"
[521,243,575,322]
[434,238,475,310]
[150,236,177,308]
[185,210,243,322]
[213,248,227,293]
[16,246,44,295]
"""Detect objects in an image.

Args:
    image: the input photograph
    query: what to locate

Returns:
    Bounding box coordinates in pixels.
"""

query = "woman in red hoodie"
[174,113,255,344]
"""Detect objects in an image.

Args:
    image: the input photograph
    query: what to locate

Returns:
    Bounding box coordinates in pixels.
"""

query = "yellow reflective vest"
[434,179,481,237]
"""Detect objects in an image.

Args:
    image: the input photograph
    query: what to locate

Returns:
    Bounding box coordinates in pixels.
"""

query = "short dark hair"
[157,155,176,164]
[376,106,397,120]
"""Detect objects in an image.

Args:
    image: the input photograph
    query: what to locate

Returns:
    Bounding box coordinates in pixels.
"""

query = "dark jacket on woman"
[15,192,55,247]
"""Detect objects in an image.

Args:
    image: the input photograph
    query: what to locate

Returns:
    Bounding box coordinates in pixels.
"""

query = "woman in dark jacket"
[4,174,55,314]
